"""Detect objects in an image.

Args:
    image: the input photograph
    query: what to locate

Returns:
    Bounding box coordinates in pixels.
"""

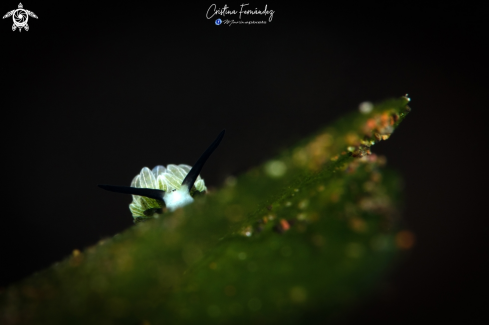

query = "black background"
[0,1,487,324]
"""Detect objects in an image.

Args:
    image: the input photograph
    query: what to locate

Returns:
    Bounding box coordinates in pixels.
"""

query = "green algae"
[0,97,412,325]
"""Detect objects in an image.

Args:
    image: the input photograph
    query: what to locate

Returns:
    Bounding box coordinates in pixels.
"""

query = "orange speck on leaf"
[330,193,339,202]
[396,230,415,249]
[366,119,376,130]
[349,217,367,233]
[380,112,390,127]
[280,219,290,231]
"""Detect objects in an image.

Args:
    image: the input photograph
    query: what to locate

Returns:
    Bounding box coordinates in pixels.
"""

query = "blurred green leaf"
[0,97,412,325]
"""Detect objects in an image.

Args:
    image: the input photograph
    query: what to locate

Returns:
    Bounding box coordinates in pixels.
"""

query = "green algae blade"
[0,97,412,325]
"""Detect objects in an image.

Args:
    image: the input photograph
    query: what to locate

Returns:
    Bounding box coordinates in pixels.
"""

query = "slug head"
[98,130,225,213]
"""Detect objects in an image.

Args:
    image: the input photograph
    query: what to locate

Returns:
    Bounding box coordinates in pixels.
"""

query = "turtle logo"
[3,3,37,32]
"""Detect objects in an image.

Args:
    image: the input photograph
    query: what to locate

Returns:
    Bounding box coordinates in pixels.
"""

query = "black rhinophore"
[98,130,225,198]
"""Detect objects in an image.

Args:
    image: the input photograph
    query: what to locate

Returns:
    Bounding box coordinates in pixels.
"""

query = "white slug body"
[163,185,194,212]
[129,164,206,221]
[99,130,225,223]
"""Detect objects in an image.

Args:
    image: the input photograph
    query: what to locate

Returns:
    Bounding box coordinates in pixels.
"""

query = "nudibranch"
[98,130,225,222]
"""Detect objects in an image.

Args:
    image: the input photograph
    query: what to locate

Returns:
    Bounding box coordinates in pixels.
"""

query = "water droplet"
[224,176,237,187]
[298,199,309,209]
[265,160,287,177]
[289,286,307,303]
[359,101,374,114]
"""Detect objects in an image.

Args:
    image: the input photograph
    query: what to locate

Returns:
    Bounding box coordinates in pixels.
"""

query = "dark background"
[0,1,487,324]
